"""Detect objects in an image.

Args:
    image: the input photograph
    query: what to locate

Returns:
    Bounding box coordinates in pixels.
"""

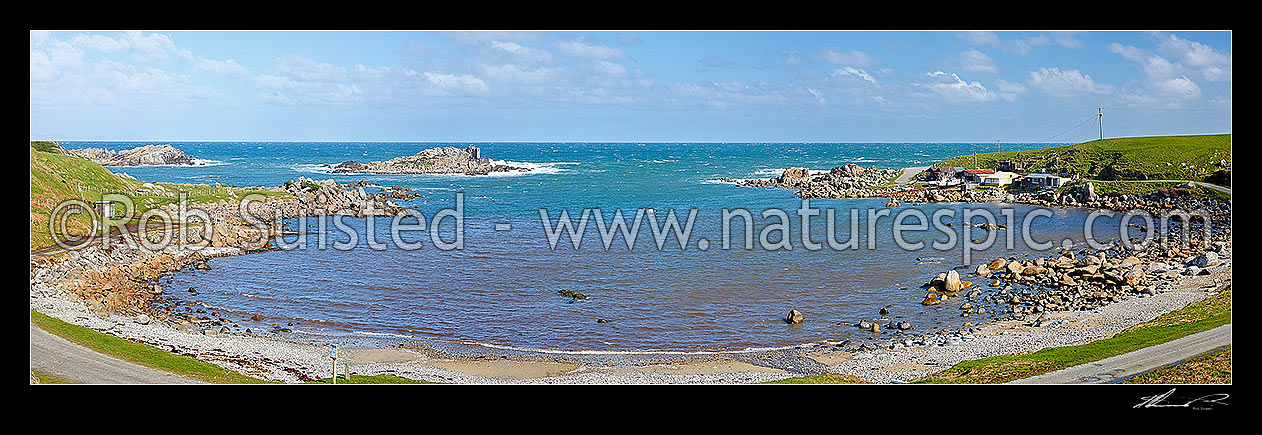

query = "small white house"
[1020,173,1070,188]
[979,171,1019,186]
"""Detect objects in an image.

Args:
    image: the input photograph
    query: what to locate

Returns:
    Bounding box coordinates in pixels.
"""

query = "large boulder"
[778,168,812,186]
[786,310,804,324]
[943,269,962,292]
[987,258,1008,270]
[921,292,941,306]
[832,163,871,178]
[1006,260,1025,276]
[1189,251,1219,268]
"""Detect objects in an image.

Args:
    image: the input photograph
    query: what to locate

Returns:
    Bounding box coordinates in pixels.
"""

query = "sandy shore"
[28,257,1229,384]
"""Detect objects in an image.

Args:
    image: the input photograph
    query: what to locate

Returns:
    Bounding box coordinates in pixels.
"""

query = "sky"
[29,30,1231,143]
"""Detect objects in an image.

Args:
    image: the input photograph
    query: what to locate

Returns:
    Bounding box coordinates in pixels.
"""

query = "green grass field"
[913,285,1231,384]
[935,135,1231,182]
[30,142,292,251]
[30,309,268,384]
[1121,348,1230,384]
[30,370,72,384]
[1090,180,1230,201]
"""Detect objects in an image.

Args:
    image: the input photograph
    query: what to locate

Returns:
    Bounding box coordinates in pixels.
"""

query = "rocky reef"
[731,164,900,196]
[329,145,528,175]
[69,144,200,166]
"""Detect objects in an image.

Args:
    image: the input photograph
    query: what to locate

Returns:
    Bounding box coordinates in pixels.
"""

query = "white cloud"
[196,58,250,77]
[822,48,877,68]
[957,31,1084,55]
[1027,67,1114,97]
[782,50,806,67]
[1150,76,1201,99]
[66,31,194,63]
[30,32,223,107]
[922,71,998,102]
[957,31,1001,46]
[443,31,548,45]
[424,72,489,96]
[554,39,628,60]
[832,67,876,84]
[958,49,998,73]
[994,79,1027,94]
[1108,41,1207,105]
[808,87,827,106]
[274,54,348,82]
[994,79,1027,102]
[489,40,554,65]
[30,51,57,82]
[1156,33,1231,82]
[593,60,629,78]
[614,32,642,46]
[477,63,560,85]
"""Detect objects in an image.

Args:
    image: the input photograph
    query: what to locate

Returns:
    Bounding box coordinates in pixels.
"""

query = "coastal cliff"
[69,144,200,166]
[330,145,528,175]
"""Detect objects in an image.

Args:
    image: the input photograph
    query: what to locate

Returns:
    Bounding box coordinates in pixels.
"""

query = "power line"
[1100,107,1231,112]
[1031,114,1098,144]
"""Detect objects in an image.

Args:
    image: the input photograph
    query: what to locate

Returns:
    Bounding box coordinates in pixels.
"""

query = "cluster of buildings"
[924,161,1076,189]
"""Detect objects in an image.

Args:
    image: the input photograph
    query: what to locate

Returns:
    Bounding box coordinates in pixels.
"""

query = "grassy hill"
[934,134,1231,183]
[30,141,291,251]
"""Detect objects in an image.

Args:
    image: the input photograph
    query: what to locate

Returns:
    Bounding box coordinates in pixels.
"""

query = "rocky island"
[329,145,529,175]
[69,144,201,166]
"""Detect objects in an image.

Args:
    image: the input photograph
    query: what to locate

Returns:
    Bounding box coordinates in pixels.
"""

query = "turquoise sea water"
[64,141,1135,352]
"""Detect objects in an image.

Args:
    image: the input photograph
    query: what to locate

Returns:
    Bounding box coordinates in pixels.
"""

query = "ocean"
[64,141,1130,353]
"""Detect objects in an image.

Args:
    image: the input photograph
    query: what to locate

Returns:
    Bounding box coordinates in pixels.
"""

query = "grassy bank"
[935,135,1231,182]
[1089,180,1230,201]
[30,309,267,384]
[30,141,292,251]
[913,285,1231,384]
[1121,348,1231,384]
[30,370,72,384]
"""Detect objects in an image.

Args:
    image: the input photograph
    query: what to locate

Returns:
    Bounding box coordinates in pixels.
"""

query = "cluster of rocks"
[558,289,589,301]
[68,144,199,166]
[346,181,426,201]
[280,177,409,217]
[921,239,1230,322]
[30,243,236,318]
[890,181,1231,219]
[737,165,900,196]
[329,146,528,175]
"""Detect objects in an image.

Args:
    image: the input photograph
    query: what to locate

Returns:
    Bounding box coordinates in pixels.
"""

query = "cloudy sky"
[30,30,1231,142]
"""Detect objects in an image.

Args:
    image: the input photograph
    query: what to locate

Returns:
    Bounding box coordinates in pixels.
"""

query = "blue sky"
[30,30,1231,142]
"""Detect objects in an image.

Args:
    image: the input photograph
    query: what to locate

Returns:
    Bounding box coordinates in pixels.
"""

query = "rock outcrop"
[738,164,900,196]
[329,146,528,175]
[69,144,198,166]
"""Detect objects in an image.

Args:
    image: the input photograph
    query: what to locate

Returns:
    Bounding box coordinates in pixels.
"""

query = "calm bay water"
[65,141,1133,353]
